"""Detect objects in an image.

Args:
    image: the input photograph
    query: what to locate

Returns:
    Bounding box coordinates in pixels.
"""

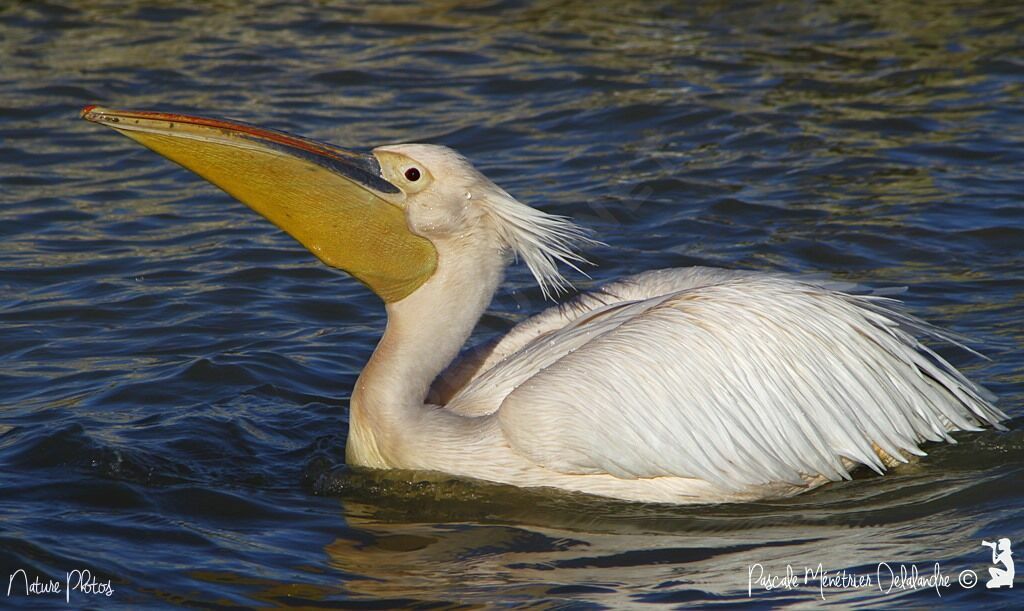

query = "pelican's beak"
[81,106,437,303]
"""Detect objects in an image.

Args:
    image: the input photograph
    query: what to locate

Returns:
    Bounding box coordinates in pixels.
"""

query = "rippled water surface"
[2,1,1023,608]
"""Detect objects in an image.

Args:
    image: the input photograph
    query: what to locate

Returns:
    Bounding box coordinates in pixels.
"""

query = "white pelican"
[82,106,1006,504]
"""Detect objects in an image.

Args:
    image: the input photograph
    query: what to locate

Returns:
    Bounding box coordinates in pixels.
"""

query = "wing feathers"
[452,270,1005,491]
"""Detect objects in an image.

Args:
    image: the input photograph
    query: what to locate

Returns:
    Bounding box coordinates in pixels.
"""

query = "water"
[2,0,1022,607]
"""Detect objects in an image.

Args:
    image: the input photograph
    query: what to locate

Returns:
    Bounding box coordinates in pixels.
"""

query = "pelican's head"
[82,107,590,302]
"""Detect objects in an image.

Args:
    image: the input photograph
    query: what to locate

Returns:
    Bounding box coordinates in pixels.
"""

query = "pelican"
[82,106,1006,504]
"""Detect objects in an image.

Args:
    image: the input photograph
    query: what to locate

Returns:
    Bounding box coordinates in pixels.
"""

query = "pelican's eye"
[404,167,421,182]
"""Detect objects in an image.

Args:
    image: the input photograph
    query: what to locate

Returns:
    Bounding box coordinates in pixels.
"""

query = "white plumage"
[437,268,1004,497]
[345,145,1005,504]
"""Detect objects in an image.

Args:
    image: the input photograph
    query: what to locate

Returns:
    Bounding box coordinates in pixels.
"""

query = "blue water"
[2,1,1022,608]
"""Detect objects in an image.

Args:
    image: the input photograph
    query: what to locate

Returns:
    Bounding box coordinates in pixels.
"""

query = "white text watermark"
[6,569,114,604]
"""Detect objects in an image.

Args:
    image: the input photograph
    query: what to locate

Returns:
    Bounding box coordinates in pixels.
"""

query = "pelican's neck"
[347,240,504,468]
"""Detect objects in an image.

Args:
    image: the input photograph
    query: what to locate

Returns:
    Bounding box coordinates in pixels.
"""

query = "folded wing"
[449,269,1005,490]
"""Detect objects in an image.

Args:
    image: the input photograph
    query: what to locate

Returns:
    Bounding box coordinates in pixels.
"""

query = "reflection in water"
[313,453,1022,606]
[1,0,1022,607]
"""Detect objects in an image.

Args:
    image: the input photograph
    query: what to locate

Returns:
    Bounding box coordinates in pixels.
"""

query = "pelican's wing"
[452,269,1006,490]
[429,312,572,407]
[435,267,755,409]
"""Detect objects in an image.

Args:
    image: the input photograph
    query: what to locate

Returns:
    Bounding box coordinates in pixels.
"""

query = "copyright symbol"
[959,569,978,588]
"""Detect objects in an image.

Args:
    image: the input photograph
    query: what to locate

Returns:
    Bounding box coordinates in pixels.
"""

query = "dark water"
[2,0,1023,608]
